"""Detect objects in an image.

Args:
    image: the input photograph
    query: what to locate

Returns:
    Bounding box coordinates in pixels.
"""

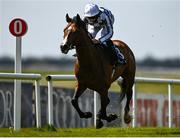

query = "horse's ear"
[66,14,72,23]
[76,14,81,23]
[76,14,86,29]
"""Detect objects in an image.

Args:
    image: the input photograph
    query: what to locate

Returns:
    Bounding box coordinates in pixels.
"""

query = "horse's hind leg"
[118,79,126,103]
[124,79,134,124]
[118,76,134,124]
[124,87,133,124]
[71,84,92,118]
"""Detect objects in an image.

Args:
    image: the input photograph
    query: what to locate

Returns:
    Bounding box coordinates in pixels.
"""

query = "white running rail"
[0,73,42,130]
[132,77,180,128]
[46,74,180,128]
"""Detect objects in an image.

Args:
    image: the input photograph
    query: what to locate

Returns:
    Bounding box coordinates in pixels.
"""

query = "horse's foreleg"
[71,84,92,118]
[96,93,117,129]
[96,94,109,129]
[97,95,110,119]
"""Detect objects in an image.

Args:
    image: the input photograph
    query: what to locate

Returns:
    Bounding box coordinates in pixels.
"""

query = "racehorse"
[60,14,136,128]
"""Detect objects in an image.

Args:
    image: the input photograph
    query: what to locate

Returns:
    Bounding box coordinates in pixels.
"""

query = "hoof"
[124,114,132,124]
[84,112,93,118]
[96,119,103,129]
[106,114,118,122]
[80,112,92,118]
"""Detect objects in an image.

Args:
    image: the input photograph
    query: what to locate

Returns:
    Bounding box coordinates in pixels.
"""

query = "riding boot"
[113,45,126,65]
[106,40,126,66]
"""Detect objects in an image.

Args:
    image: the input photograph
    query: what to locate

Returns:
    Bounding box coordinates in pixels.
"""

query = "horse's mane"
[72,15,93,44]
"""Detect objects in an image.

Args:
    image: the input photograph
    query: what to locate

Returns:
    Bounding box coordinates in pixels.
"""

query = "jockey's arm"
[99,14,113,44]
[83,17,98,39]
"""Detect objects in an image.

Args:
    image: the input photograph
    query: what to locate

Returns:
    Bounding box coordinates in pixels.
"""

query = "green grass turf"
[1,127,180,137]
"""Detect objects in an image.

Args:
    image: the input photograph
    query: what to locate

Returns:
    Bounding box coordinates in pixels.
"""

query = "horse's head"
[60,14,86,54]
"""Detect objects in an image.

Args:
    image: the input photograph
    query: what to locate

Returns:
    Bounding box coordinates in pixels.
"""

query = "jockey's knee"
[105,40,113,47]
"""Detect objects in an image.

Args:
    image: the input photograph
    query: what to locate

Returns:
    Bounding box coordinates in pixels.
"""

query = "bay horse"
[60,14,136,128]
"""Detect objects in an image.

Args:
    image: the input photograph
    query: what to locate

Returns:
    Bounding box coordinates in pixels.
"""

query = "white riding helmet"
[84,3,100,17]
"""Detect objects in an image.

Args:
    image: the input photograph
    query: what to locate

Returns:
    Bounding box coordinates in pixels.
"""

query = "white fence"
[0,73,42,131]
[1,73,180,130]
[46,74,180,128]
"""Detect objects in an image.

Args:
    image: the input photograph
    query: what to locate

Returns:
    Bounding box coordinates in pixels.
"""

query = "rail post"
[94,92,98,127]
[35,80,41,128]
[132,83,137,127]
[168,83,172,128]
[47,80,53,125]
[14,37,22,131]
[9,18,28,131]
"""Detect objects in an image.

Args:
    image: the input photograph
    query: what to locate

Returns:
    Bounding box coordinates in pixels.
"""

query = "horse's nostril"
[60,44,68,54]
[60,45,64,52]
[60,44,64,49]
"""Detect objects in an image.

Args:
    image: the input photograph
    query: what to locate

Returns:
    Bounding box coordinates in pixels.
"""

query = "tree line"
[0,56,180,69]
[137,56,180,68]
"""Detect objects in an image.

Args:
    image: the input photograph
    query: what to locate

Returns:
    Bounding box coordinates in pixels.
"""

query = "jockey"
[83,3,126,66]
